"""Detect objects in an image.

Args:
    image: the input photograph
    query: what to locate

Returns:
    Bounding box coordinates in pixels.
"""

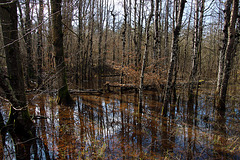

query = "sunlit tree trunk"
[216,0,232,94]
[0,0,33,133]
[163,0,186,110]
[139,0,154,113]
[103,0,109,67]
[217,0,239,110]
[51,0,73,105]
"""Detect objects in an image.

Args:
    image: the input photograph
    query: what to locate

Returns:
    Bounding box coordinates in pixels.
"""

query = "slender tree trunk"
[103,0,109,68]
[111,2,116,65]
[154,0,160,62]
[182,0,193,79]
[98,0,104,70]
[134,0,137,67]
[37,0,44,86]
[25,0,35,87]
[218,0,239,110]
[51,0,73,105]
[216,0,232,94]
[0,0,33,134]
[188,0,199,98]
[127,0,132,65]
[163,0,186,111]
[139,0,154,113]
[121,0,127,87]
[164,0,169,65]
[136,0,143,68]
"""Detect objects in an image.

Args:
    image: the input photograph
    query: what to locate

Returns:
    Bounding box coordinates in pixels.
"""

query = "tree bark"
[25,0,35,87]
[154,0,161,61]
[218,0,239,110]
[163,0,186,111]
[216,0,232,94]
[111,2,116,65]
[121,0,127,87]
[164,0,169,65]
[51,0,74,105]
[0,0,33,134]
[37,0,44,86]
[139,0,154,113]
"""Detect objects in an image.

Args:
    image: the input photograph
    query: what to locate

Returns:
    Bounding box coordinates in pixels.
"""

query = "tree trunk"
[51,0,74,105]
[154,0,160,62]
[139,0,154,113]
[121,0,127,87]
[25,0,35,87]
[76,0,83,85]
[217,0,239,110]
[163,0,186,111]
[0,0,33,134]
[98,0,104,70]
[216,0,232,94]
[164,0,169,65]
[37,0,44,86]
[111,2,116,65]
[103,0,109,68]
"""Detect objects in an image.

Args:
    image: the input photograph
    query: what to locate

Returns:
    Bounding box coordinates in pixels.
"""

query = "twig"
[0,0,17,6]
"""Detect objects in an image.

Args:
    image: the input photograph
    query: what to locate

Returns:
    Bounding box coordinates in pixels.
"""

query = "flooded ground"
[0,84,240,159]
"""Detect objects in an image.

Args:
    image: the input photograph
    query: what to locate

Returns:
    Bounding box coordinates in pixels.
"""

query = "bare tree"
[154,0,161,61]
[217,0,239,110]
[188,0,205,98]
[121,0,127,87]
[163,0,186,111]
[216,0,232,94]
[139,0,154,113]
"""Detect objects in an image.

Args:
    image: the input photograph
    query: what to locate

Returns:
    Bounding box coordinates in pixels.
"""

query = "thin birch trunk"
[218,0,239,110]
[216,0,232,94]
[163,0,186,112]
[138,0,154,113]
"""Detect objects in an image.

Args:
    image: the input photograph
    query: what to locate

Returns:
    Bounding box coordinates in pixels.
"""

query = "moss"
[7,106,34,137]
[57,85,74,106]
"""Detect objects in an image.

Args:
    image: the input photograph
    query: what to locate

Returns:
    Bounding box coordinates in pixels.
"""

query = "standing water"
[0,84,239,159]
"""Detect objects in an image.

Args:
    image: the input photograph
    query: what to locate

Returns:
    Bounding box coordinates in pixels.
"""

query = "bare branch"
[0,0,17,6]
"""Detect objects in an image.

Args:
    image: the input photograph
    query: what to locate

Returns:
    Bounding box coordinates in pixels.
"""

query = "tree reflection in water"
[0,89,239,159]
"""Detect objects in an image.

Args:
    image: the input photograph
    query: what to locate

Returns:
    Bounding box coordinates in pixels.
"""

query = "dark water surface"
[0,85,240,159]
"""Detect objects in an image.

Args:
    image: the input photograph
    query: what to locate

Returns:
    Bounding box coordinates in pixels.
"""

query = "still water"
[0,85,240,159]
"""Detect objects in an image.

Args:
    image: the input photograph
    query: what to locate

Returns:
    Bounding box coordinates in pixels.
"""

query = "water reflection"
[0,89,239,159]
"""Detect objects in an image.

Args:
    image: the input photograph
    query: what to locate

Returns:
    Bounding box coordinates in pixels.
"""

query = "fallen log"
[69,89,103,95]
